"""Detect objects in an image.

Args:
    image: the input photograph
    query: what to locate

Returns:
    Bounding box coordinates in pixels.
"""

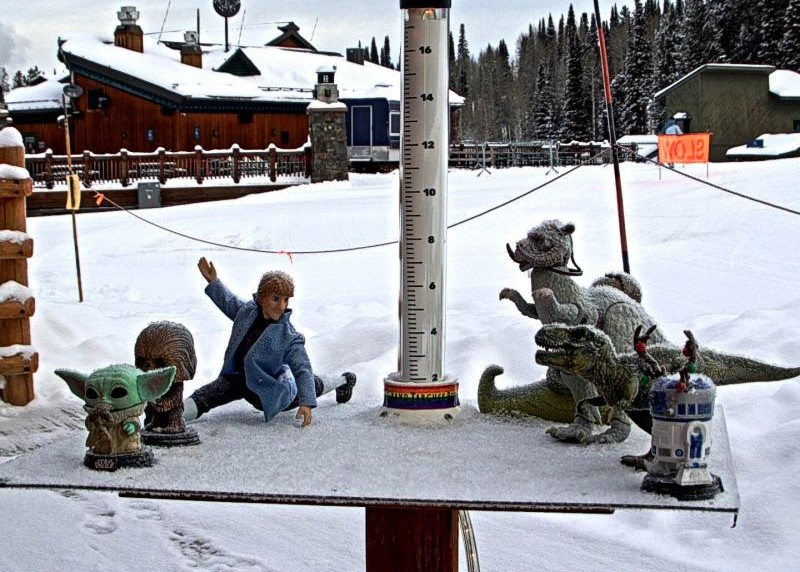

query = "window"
[280,130,289,146]
[88,89,109,110]
[22,134,37,153]
[390,111,400,136]
[794,120,800,133]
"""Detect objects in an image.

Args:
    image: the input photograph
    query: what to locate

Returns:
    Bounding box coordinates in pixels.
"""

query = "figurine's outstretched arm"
[499,288,540,320]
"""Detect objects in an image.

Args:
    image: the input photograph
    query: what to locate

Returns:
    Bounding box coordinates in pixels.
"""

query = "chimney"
[346,48,365,65]
[314,65,339,103]
[180,31,203,68]
[114,6,144,53]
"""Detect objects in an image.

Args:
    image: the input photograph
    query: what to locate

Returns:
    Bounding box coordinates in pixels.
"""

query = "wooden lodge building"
[6,6,463,165]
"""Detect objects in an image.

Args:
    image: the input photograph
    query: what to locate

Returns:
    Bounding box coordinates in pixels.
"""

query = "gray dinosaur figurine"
[498,219,665,440]
[479,323,800,444]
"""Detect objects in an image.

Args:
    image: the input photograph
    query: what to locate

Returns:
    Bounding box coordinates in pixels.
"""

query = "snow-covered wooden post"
[0,126,38,405]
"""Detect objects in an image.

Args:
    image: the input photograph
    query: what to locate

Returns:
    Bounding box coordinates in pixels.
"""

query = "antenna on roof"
[237,9,247,46]
[157,0,172,43]
[310,17,318,42]
[212,0,242,52]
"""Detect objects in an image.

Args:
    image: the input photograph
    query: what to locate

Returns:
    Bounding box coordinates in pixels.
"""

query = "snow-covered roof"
[769,69,800,99]
[653,63,776,100]
[726,133,800,158]
[57,33,464,106]
[4,78,66,112]
[617,134,658,158]
[61,34,267,101]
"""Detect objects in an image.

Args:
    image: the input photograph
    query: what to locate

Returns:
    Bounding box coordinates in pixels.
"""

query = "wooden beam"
[365,506,459,572]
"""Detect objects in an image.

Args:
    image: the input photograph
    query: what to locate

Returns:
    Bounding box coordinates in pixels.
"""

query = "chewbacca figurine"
[135,321,201,446]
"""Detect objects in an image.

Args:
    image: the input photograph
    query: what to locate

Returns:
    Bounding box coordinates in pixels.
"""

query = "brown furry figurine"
[135,321,200,446]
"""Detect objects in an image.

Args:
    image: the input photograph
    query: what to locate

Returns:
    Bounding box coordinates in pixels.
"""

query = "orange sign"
[658,133,711,164]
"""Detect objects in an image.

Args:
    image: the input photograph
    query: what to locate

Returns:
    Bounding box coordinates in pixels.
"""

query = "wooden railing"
[26,144,313,189]
[448,141,640,169]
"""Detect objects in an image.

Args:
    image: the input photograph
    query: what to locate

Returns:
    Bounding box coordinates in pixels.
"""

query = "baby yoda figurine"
[56,364,176,471]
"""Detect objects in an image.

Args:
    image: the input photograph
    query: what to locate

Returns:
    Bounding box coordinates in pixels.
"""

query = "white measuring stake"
[383,0,458,420]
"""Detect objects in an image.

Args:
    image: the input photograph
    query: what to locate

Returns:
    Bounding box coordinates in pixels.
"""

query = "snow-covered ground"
[1,158,799,571]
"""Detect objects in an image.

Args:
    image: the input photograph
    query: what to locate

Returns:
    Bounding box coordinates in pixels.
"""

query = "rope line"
[93,145,795,258]
[615,145,800,217]
[93,149,605,255]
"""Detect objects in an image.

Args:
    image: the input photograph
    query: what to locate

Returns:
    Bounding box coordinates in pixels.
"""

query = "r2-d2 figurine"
[642,370,723,500]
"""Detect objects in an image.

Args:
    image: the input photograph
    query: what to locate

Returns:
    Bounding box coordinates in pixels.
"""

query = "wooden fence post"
[120,148,129,187]
[0,127,38,405]
[268,145,277,182]
[304,145,313,179]
[232,146,241,184]
[44,149,54,190]
[82,150,93,188]
[194,146,204,184]
[157,147,167,184]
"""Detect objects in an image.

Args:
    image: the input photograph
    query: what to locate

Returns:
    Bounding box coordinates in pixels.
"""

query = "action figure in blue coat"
[184,257,356,426]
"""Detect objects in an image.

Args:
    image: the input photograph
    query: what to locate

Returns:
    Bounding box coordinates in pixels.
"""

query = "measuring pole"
[383,0,458,420]
[593,0,630,274]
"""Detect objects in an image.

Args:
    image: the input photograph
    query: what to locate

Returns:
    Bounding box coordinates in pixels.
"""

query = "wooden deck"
[26,182,293,216]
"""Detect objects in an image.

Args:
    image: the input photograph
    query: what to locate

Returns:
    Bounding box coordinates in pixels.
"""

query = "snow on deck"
[0,402,739,513]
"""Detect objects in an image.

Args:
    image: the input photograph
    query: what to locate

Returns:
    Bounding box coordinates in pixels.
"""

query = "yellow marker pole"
[62,93,84,302]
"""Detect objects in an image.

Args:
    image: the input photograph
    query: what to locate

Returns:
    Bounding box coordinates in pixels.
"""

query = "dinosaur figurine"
[479,323,800,444]
[498,219,665,440]
[55,363,176,470]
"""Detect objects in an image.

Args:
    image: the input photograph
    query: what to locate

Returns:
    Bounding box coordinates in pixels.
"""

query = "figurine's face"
[259,292,290,320]
[56,364,176,411]
[82,368,144,411]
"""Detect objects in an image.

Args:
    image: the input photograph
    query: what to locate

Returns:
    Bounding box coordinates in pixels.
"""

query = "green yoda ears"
[56,363,176,412]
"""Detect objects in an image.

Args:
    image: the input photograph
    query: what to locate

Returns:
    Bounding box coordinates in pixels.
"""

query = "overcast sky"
[1,1,630,74]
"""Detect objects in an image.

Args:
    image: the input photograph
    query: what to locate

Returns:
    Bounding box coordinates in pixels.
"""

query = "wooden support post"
[365,507,459,572]
[120,148,130,187]
[0,129,37,405]
[194,146,204,184]
[268,146,278,182]
[232,145,241,184]
[304,145,313,179]
[157,147,167,184]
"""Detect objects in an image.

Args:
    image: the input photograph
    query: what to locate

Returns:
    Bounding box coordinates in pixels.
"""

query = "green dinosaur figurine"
[479,323,800,444]
[56,363,176,470]
[498,219,665,440]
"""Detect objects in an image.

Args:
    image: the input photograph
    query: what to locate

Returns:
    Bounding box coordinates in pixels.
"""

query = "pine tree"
[369,37,379,65]
[25,66,42,83]
[380,36,393,69]
[456,24,470,99]
[680,0,723,73]
[12,70,25,88]
[757,0,790,65]
[615,0,653,135]
[0,67,9,103]
[494,39,515,140]
[561,5,591,141]
[781,0,800,70]
[535,62,557,140]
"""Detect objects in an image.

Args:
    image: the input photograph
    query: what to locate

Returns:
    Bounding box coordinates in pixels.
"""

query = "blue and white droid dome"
[649,373,716,421]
